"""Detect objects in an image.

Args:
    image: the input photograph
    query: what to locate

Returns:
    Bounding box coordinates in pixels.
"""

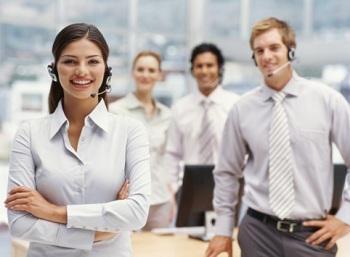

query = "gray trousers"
[238,214,337,257]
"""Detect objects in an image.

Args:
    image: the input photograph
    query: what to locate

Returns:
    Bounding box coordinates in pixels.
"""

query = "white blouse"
[7,100,151,257]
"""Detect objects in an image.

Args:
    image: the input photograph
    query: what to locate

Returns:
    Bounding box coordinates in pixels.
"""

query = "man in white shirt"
[165,42,239,192]
[206,17,350,257]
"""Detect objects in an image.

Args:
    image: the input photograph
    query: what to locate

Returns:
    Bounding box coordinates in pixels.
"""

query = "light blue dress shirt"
[7,100,151,257]
[214,72,350,237]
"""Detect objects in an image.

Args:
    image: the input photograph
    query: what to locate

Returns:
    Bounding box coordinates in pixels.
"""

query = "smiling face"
[56,38,106,100]
[253,28,291,86]
[192,52,220,96]
[132,55,161,94]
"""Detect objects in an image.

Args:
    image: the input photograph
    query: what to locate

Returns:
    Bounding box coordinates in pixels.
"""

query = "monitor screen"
[175,165,215,227]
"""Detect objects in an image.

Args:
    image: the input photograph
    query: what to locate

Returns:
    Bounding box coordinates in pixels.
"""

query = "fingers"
[325,237,337,250]
[117,180,129,200]
[305,227,327,244]
[5,192,30,204]
[205,236,232,257]
[303,219,325,227]
[305,215,350,251]
[9,186,32,195]
[6,198,30,208]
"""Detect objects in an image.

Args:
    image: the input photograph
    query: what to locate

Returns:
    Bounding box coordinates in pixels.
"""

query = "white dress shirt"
[7,100,151,257]
[109,93,171,205]
[214,72,350,237]
[165,86,239,189]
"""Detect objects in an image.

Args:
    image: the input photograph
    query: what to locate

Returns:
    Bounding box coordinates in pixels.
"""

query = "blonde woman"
[109,51,173,230]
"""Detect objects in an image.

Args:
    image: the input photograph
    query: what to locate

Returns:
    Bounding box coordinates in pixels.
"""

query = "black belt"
[247,208,318,233]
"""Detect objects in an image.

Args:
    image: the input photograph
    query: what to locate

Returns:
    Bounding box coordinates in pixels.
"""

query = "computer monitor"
[330,164,348,214]
[175,165,215,227]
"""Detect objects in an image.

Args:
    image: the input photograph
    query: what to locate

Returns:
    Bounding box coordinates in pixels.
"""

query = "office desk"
[132,232,240,257]
[11,231,350,257]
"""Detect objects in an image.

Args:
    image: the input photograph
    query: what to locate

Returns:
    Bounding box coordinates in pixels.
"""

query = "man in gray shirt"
[206,17,350,257]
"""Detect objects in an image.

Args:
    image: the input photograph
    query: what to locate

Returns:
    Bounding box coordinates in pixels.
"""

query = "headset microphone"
[267,61,291,78]
[90,85,111,98]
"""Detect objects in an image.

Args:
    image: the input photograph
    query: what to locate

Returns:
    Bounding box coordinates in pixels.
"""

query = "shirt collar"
[86,100,110,133]
[195,85,225,105]
[260,71,303,102]
[125,92,168,115]
[49,100,67,139]
[49,100,110,140]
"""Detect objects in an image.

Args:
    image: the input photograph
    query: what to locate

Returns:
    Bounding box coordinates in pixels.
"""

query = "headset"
[47,63,112,88]
[251,47,296,66]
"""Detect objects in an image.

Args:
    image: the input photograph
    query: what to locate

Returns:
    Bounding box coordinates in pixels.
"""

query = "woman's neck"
[63,97,98,125]
[134,91,156,118]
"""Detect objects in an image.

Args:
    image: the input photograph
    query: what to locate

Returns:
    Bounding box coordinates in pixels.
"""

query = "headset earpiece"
[47,63,58,82]
[103,66,112,91]
[288,47,296,61]
[218,66,224,80]
[251,54,257,66]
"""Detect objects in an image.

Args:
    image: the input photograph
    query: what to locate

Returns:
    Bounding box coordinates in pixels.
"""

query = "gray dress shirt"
[109,93,171,205]
[7,100,151,257]
[214,72,350,237]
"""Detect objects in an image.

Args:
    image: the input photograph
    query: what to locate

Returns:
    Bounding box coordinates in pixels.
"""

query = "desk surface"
[11,231,350,257]
[132,232,239,257]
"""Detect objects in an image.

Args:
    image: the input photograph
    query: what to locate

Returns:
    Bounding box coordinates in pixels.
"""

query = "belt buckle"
[276,220,297,233]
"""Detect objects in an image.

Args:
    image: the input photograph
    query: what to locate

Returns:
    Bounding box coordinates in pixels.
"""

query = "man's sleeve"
[214,105,247,237]
[330,92,350,225]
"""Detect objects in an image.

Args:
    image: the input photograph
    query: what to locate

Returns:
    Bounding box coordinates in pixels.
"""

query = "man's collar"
[260,71,302,101]
[195,85,224,104]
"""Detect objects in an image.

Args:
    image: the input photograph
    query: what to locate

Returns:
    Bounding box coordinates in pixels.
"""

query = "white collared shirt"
[165,86,239,189]
[109,93,171,205]
[214,72,350,237]
[7,100,151,257]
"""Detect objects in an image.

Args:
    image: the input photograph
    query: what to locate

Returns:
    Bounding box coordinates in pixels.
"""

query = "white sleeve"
[7,121,95,250]
[164,114,184,192]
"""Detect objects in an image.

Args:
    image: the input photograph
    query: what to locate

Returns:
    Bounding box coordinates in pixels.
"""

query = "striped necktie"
[198,100,216,164]
[269,91,295,219]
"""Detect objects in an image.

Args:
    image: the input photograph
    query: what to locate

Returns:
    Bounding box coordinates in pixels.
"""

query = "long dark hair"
[48,23,110,113]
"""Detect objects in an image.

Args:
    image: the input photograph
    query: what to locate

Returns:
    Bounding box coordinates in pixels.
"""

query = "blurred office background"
[1,0,350,255]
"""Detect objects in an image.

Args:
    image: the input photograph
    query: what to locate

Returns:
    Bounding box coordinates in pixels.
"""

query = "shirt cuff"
[335,201,350,225]
[214,214,235,238]
[57,224,95,250]
[67,204,119,233]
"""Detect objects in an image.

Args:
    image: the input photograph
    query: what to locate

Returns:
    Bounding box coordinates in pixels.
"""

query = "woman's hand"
[117,180,129,200]
[4,186,67,224]
[94,231,118,242]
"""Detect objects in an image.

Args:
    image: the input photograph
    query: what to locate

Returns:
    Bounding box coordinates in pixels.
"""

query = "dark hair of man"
[48,23,110,113]
[190,43,225,82]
